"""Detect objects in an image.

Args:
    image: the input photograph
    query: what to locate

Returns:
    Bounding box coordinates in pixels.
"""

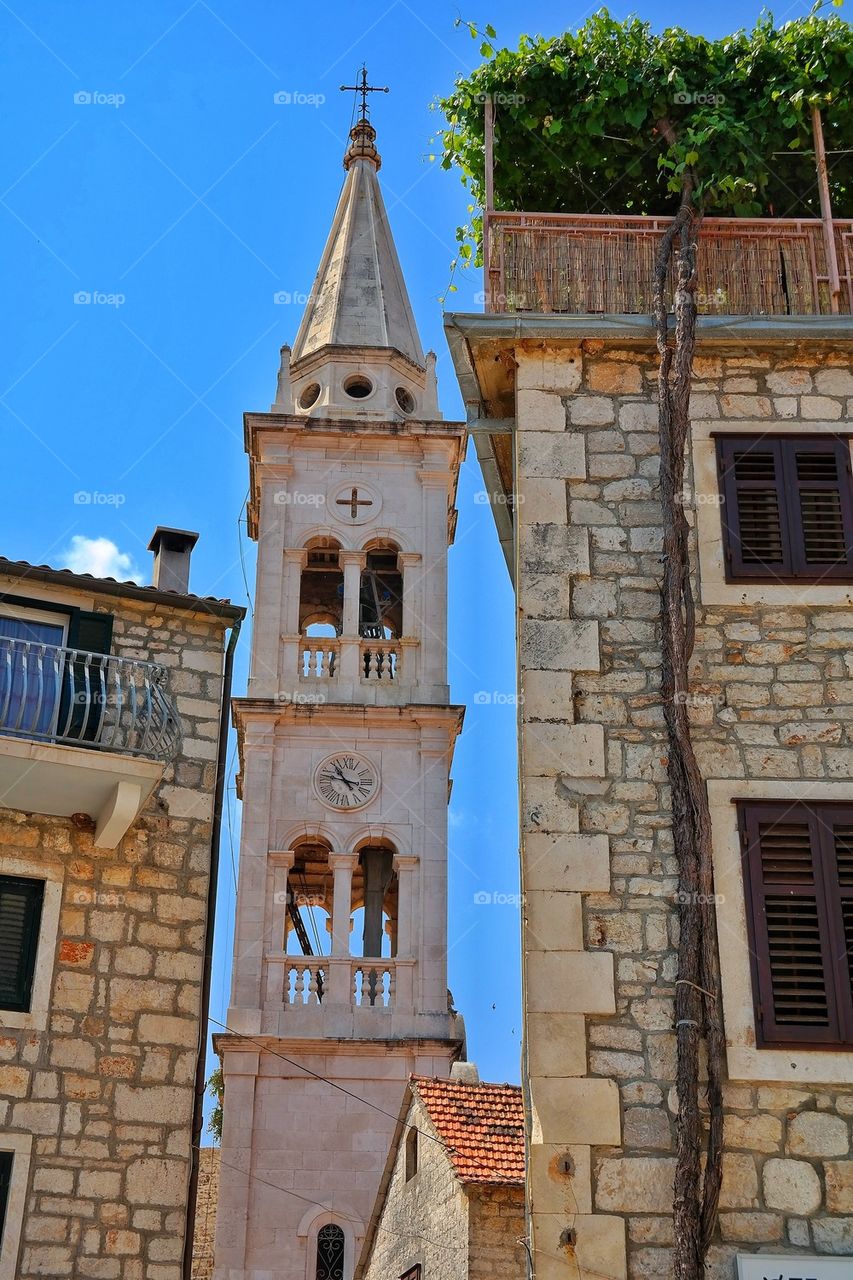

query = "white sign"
[737,1256,853,1280]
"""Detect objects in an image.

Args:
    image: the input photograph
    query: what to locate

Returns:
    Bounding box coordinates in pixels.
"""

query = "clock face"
[313,752,378,811]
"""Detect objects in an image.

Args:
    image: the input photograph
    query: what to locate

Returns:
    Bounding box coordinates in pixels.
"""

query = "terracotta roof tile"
[0,557,243,619]
[411,1077,524,1186]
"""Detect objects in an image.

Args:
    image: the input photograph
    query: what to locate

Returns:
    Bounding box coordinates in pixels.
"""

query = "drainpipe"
[182,616,242,1280]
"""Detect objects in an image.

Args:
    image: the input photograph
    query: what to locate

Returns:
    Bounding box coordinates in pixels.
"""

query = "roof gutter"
[182,615,241,1280]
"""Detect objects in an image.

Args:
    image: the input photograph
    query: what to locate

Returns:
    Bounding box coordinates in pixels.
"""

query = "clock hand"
[333,763,356,790]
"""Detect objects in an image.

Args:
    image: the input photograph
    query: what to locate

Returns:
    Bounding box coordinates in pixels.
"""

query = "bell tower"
[212,95,466,1280]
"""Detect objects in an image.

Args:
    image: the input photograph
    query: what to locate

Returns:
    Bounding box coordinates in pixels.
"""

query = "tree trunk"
[654,191,725,1279]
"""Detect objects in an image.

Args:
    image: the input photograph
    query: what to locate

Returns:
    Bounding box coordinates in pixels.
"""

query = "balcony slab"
[0,735,164,848]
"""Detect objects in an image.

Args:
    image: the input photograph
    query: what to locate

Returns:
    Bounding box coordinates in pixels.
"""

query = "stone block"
[519,525,590,576]
[516,348,583,393]
[587,363,642,394]
[786,1110,848,1157]
[762,1158,821,1213]
[126,1158,188,1206]
[825,1161,853,1213]
[525,951,615,1014]
[530,1077,621,1145]
[523,720,605,779]
[523,833,610,893]
[525,890,583,951]
[569,397,615,426]
[517,389,568,432]
[526,1012,587,1078]
[529,1142,592,1215]
[522,671,575,723]
[812,1217,853,1254]
[815,369,853,396]
[724,1113,782,1154]
[595,1157,676,1213]
[517,430,586,480]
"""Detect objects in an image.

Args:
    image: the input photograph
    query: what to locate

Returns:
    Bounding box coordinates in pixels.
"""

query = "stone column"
[418,461,451,688]
[392,854,418,1012]
[213,1048,259,1277]
[281,548,307,689]
[398,552,422,684]
[327,852,358,1004]
[248,467,291,698]
[228,723,275,1031]
[263,850,295,1013]
[338,552,365,680]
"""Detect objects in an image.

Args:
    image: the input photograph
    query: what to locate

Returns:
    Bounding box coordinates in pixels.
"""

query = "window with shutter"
[0,876,44,1013]
[738,801,853,1048]
[0,1151,12,1248]
[0,1146,11,1244]
[717,435,853,582]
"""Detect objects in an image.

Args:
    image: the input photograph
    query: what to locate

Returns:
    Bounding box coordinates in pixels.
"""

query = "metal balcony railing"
[0,638,181,763]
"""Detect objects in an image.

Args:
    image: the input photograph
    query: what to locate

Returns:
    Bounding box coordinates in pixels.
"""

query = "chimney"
[148,527,199,594]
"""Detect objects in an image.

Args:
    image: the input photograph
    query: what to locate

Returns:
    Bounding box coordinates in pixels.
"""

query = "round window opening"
[299,382,321,409]
[343,375,373,400]
[395,386,416,414]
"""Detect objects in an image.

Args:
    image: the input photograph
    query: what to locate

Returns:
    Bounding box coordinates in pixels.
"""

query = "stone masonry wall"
[360,1097,469,1280]
[467,1185,526,1280]
[516,339,853,1280]
[0,586,230,1280]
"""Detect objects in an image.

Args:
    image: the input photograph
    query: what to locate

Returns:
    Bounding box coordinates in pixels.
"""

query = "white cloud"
[61,536,144,583]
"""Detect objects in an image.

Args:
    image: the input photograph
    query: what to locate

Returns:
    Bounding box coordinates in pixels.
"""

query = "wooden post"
[811,105,841,315]
[483,93,495,310]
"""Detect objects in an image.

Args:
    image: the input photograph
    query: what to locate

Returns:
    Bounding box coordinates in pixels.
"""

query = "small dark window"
[738,801,853,1047]
[315,1223,345,1280]
[400,1268,422,1280]
[717,435,853,582]
[405,1126,418,1181]
[0,1151,12,1247]
[0,876,44,1012]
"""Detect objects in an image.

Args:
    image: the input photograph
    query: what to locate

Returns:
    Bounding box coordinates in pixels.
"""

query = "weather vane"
[340,65,389,122]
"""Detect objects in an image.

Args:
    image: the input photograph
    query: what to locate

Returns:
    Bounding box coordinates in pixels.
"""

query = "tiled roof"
[411,1077,524,1186]
[0,557,244,619]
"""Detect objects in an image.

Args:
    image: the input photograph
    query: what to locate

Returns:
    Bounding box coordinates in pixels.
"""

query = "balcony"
[0,638,181,848]
[484,212,853,316]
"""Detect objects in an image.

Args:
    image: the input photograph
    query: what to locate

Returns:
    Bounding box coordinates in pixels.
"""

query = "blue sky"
[1,0,819,1126]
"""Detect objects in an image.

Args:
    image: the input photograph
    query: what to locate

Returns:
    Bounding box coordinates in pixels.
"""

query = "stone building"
[447,216,853,1277]
[211,110,466,1279]
[356,1074,526,1280]
[0,534,243,1280]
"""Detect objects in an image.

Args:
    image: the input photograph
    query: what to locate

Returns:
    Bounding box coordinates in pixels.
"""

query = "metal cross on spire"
[340,65,389,122]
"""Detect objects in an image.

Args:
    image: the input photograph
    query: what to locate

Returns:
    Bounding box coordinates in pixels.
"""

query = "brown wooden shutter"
[718,437,791,578]
[786,438,853,578]
[0,875,44,1013]
[739,801,853,1048]
[718,436,853,583]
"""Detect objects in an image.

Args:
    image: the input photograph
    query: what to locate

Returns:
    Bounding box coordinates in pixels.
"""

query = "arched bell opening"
[358,543,402,640]
[285,838,333,958]
[348,841,398,959]
[299,539,344,637]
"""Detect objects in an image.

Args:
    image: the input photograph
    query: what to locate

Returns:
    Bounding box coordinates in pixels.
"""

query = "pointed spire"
[289,121,425,370]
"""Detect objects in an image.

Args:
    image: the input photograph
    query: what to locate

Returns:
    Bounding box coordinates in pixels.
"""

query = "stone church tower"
[212,110,466,1280]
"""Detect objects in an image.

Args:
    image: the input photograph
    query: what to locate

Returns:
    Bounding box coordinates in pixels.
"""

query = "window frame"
[0,1134,32,1280]
[0,875,45,1013]
[400,1267,422,1280]
[716,433,853,584]
[738,798,853,1050]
